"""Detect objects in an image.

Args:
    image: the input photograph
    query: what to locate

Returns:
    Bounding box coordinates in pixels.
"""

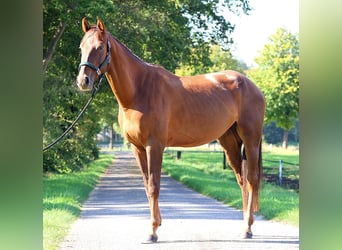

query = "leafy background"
[43,0,252,172]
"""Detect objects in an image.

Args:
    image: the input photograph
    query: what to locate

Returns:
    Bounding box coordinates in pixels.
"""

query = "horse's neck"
[105,35,145,108]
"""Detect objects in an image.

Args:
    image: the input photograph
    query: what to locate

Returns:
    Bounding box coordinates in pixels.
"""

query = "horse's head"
[76,18,110,91]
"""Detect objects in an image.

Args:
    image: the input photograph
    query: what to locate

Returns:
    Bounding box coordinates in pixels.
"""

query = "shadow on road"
[82,151,243,221]
[60,150,299,250]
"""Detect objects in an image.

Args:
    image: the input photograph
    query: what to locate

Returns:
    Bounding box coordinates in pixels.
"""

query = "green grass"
[162,149,299,226]
[263,150,299,177]
[43,154,114,250]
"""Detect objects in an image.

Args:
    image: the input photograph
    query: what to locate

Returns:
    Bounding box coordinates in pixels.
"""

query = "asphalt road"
[59,150,299,250]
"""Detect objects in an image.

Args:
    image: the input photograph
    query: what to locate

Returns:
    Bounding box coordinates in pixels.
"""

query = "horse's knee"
[147,181,160,198]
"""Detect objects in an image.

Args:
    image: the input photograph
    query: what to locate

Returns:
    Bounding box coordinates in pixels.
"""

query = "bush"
[43,82,101,173]
[43,140,99,173]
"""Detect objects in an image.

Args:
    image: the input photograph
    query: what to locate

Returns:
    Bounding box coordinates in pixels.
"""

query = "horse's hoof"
[143,234,158,243]
[242,231,253,239]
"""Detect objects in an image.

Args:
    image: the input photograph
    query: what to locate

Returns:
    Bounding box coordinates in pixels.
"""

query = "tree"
[175,44,245,75]
[43,0,118,172]
[248,28,299,148]
[208,44,247,73]
[43,0,252,172]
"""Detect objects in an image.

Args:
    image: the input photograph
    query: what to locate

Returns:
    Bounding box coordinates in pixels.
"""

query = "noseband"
[78,39,111,76]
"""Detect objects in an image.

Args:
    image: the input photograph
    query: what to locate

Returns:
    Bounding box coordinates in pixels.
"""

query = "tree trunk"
[282,129,289,149]
[43,21,67,72]
[108,125,113,150]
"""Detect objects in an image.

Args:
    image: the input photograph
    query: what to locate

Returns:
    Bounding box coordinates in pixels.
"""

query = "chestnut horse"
[77,18,265,242]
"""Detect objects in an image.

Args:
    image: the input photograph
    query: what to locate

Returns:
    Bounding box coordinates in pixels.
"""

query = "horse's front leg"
[145,143,163,242]
[132,145,157,241]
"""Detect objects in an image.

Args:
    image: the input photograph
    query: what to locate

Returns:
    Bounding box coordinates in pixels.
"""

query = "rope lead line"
[43,74,104,152]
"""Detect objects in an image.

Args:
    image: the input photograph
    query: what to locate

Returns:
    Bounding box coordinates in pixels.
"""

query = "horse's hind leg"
[218,123,244,188]
[237,122,263,239]
[218,123,261,238]
[218,124,250,237]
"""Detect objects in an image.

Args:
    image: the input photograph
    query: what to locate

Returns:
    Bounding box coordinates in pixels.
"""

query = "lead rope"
[43,74,105,152]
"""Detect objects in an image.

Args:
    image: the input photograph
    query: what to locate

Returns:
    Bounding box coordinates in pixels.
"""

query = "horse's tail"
[258,140,263,190]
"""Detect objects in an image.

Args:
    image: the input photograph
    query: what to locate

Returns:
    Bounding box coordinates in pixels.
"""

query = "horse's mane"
[109,33,158,68]
[110,35,143,62]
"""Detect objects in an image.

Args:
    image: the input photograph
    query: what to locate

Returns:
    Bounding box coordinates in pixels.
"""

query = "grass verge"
[162,150,299,226]
[43,154,114,250]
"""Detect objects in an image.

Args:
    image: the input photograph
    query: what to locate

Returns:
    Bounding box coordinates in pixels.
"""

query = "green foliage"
[175,44,213,75]
[263,121,299,145]
[43,154,113,249]
[263,122,283,144]
[209,45,245,72]
[43,79,102,173]
[248,28,299,131]
[176,44,246,75]
[43,0,251,172]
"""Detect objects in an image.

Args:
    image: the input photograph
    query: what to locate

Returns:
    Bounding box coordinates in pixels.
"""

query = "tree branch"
[43,21,67,73]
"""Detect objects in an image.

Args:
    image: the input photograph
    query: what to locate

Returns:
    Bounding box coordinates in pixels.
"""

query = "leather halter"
[78,39,111,76]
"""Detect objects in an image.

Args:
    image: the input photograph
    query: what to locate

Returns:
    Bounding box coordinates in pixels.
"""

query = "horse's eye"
[97,46,104,51]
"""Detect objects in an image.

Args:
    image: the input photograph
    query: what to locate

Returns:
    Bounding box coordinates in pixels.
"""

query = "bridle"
[43,38,111,152]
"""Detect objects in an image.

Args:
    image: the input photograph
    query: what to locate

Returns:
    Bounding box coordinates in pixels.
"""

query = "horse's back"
[162,70,243,146]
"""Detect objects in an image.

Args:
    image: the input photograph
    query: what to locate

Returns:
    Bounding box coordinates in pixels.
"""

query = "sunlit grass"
[43,154,114,250]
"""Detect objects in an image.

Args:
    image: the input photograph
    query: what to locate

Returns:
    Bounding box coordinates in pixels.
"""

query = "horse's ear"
[97,18,106,32]
[82,17,91,33]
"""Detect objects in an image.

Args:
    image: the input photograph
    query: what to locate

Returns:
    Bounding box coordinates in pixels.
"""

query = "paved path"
[59,150,299,250]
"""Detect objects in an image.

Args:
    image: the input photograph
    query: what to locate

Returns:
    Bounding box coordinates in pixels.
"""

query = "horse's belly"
[166,117,234,147]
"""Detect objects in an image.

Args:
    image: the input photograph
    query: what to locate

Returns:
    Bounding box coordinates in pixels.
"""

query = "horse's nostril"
[84,76,89,85]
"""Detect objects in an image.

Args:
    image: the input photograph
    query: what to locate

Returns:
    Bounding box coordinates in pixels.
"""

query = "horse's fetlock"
[152,219,161,228]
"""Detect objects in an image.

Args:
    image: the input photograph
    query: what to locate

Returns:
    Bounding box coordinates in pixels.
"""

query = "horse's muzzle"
[77,74,94,91]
